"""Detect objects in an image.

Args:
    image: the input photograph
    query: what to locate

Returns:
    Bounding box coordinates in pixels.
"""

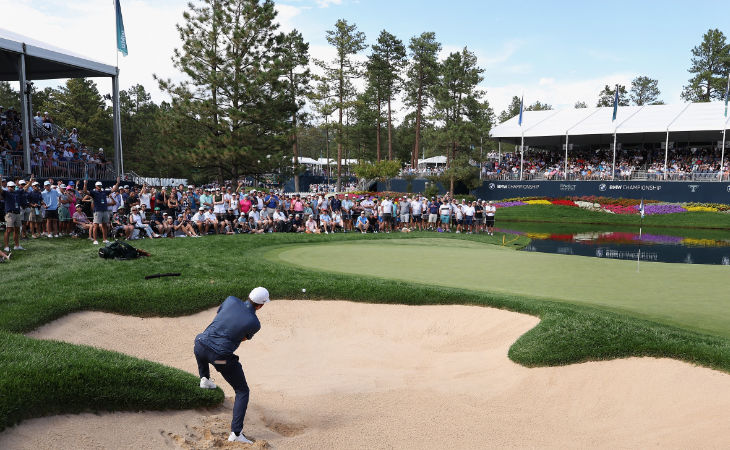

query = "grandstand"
[0,28,122,180]
[490,103,730,182]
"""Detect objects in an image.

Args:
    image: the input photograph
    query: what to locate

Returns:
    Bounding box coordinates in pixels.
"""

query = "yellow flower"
[525,199,552,205]
[685,206,718,212]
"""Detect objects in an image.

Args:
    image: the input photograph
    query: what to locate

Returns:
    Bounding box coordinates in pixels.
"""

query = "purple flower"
[639,233,684,244]
[642,204,687,215]
[494,201,527,208]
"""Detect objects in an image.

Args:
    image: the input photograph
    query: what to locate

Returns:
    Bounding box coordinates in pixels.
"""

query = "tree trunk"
[450,141,456,194]
[387,97,393,160]
[376,96,382,162]
[337,63,343,191]
[412,79,423,170]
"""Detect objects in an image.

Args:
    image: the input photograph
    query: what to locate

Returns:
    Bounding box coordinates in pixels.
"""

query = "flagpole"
[611,132,617,181]
[520,132,524,181]
[721,128,727,181]
[564,132,569,180]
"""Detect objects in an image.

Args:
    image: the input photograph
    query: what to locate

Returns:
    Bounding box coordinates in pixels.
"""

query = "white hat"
[44,180,51,186]
[98,147,104,152]
[7,181,16,187]
[95,181,103,186]
[32,181,39,186]
[249,287,270,304]
[18,179,26,185]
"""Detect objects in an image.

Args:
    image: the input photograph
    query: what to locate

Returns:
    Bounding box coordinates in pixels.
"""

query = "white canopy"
[491,102,730,146]
[316,158,358,165]
[418,155,447,165]
[293,156,319,165]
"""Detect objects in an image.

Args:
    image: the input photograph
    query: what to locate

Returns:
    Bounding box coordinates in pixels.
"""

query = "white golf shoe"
[199,377,217,389]
[228,432,253,444]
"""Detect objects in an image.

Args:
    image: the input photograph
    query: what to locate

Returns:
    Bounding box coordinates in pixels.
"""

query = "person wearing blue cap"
[194,287,270,444]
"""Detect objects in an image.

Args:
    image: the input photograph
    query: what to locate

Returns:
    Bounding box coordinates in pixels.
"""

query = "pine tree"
[630,76,662,105]
[597,84,629,107]
[405,32,441,169]
[317,19,367,190]
[370,30,406,160]
[281,30,311,192]
[681,29,730,102]
[157,0,294,181]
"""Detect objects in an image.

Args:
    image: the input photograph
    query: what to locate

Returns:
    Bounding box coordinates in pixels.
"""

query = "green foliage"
[0,82,19,111]
[596,84,629,107]
[681,28,730,102]
[525,100,552,111]
[423,182,440,199]
[630,76,662,105]
[498,96,521,123]
[352,159,402,180]
[573,101,588,109]
[157,0,294,181]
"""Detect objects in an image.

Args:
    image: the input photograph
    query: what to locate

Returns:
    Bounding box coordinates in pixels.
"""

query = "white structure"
[0,28,122,177]
[491,102,730,180]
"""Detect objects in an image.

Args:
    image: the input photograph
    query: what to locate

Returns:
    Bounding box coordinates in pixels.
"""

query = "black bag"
[98,241,141,260]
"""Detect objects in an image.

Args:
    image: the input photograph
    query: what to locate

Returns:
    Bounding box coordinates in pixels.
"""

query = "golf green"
[269,238,730,338]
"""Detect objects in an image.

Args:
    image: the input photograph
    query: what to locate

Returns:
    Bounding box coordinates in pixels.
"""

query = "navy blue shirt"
[2,189,23,213]
[27,190,42,207]
[198,296,261,355]
[89,189,109,212]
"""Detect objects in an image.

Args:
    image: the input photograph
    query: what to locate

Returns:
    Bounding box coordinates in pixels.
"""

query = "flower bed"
[494,201,527,208]
[643,204,687,215]
[524,199,553,205]
[550,199,577,207]
[601,204,638,215]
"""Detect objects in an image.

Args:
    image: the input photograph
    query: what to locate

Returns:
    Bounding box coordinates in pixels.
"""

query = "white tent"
[418,155,448,165]
[491,102,730,146]
[316,158,358,166]
[293,156,319,165]
[489,102,730,180]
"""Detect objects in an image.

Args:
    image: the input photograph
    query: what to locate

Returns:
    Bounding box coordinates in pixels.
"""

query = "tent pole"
[720,128,726,181]
[564,133,569,180]
[611,132,617,181]
[498,140,501,163]
[18,53,31,175]
[664,130,669,181]
[520,132,524,180]
[112,72,122,178]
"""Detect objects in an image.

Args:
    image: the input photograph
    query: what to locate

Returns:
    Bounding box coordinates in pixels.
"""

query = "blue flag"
[612,84,619,121]
[116,0,128,57]
[518,95,524,126]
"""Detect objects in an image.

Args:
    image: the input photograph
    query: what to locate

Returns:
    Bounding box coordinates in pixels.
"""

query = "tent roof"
[418,155,447,164]
[0,28,116,81]
[294,156,319,165]
[491,102,730,146]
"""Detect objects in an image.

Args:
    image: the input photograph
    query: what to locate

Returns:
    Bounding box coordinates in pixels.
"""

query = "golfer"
[194,287,270,444]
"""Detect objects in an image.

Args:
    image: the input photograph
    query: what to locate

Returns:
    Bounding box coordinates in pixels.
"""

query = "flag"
[612,84,619,121]
[116,0,128,57]
[518,95,524,126]
[639,199,645,219]
[725,73,730,117]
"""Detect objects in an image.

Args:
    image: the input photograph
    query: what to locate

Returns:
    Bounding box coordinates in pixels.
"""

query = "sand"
[2,300,730,449]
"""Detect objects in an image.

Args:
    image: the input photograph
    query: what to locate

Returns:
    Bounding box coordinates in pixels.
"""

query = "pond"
[497,222,730,266]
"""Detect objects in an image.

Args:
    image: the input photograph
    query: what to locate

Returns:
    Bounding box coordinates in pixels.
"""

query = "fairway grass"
[270,238,730,338]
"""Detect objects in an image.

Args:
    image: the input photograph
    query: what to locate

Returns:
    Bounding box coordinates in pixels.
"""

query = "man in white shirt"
[305,216,320,234]
[204,207,222,234]
[319,212,332,234]
[410,197,423,231]
[192,207,207,234]
[464,201,475,234]
[380,196,393,233]
[484,200,496,235]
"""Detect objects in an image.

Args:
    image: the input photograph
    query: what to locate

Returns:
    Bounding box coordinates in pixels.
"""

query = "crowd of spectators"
[1,174,498,261]
[480,148,728,181]
[1,105,112,180]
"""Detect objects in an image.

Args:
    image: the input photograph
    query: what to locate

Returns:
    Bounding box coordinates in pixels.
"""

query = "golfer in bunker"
[194,287,270,444]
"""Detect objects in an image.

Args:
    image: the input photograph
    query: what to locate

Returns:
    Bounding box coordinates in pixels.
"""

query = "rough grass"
[2,229,730,431]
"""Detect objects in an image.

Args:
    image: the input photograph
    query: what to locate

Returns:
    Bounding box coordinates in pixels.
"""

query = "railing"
[480,170,729,182]
[31,121,63,140]
[1,155,116,180]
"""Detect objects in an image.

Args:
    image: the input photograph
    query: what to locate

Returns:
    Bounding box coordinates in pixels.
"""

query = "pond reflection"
[497,223,730,265]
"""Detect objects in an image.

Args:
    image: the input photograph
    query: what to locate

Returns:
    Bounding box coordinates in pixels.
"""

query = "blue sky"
[1,0,727,117]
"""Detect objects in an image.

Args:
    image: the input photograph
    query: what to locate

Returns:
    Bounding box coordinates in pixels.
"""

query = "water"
[497,222,730,266]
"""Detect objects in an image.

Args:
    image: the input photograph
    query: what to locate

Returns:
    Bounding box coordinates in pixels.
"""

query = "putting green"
[269,238,730,338]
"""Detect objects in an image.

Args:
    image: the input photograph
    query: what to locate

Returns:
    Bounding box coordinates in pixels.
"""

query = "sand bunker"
[2,300,730,449]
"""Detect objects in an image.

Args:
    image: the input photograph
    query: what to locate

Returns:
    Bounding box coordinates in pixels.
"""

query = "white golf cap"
[44,180,51,185]
[7,181,16,187]
[32,181,39,186]
[95,181,103,186]
[18,179,26,185]
[248,287,270,304]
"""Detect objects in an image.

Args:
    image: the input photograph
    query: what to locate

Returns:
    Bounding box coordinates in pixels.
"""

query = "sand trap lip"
[2,300,730,449]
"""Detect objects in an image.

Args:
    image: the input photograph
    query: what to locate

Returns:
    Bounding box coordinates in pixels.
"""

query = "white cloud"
[485,72,637,118]
[315,0,342,7]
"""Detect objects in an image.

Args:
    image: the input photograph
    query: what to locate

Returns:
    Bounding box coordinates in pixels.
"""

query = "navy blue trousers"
[194,336,250,434]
